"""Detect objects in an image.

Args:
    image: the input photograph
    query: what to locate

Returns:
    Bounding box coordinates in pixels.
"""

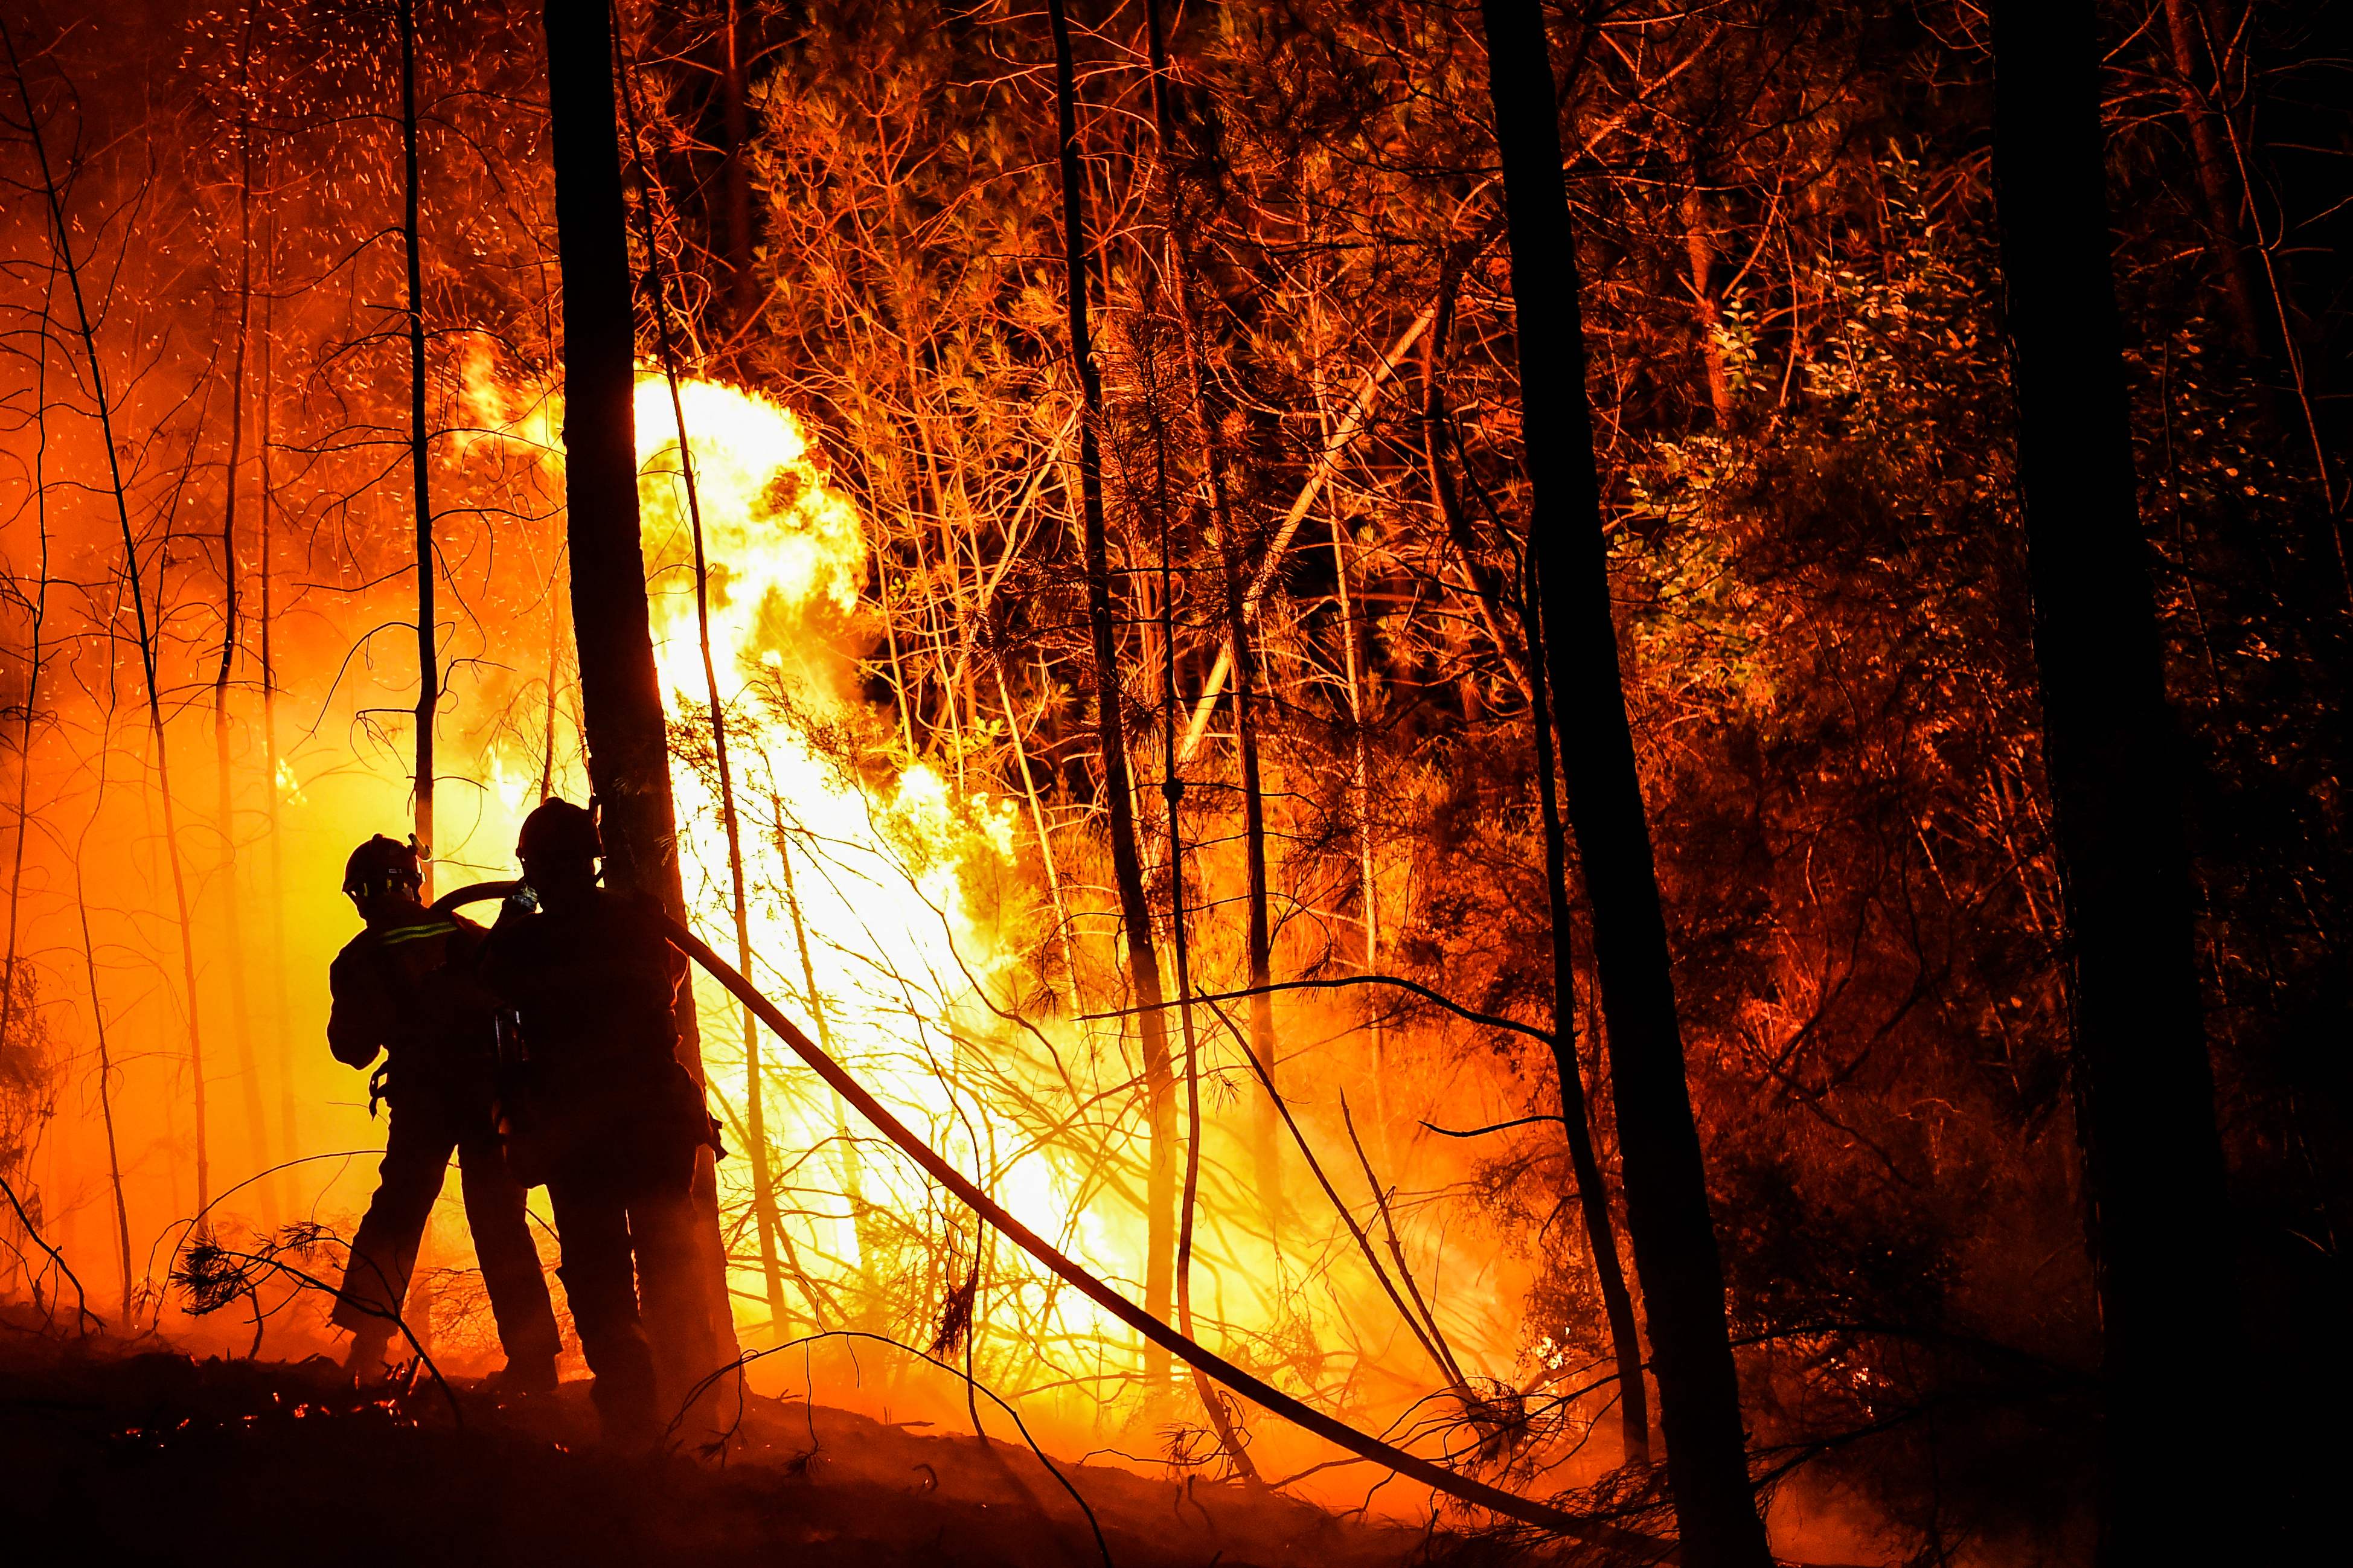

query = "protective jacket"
[478,888,714,1185]
[325,903,559,1362]
[328,907,499,1104]
[479,885,721,1438]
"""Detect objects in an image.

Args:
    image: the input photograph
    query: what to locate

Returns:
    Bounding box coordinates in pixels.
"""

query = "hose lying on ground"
[437,880,1668,1557]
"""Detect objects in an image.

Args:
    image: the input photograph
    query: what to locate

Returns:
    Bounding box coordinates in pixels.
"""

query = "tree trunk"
[1,286,49,1165]
[722,0,756,338]
[542,0,739,1369]
[259,176,299,1189]
[78,877,133,1323]
[1225,552,1284,1244]
[612,18,792,1348]
[399,0,436,898]
[1519,556,1653,1467]
[2157,0,2264,359]
[217,4,272,1214]
[1986,7,2238,1560]
[1139,0,1285,1253]
[1138,10,1259,1468]
[1319,426,1384,1105]
[1046,0,1177,1390]
[1476,4,1769,1561]
[1429,226,1653,1468]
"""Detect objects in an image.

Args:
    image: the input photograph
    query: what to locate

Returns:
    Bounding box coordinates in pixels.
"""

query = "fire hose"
[438,880,1666,1555]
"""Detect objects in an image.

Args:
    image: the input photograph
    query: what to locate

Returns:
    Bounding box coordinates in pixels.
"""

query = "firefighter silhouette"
[480,800,723,1444]
[327,833,561,1389]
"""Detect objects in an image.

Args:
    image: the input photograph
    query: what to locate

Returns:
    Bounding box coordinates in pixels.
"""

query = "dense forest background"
[0,1,2345,1563]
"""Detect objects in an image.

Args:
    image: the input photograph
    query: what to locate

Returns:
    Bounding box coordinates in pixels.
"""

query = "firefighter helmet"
[343,834,423,900]
[517,798,602,866]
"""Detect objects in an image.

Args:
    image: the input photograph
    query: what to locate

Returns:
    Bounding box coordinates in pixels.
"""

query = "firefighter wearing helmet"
[326,833,560,1388]
[480,799,723,1445]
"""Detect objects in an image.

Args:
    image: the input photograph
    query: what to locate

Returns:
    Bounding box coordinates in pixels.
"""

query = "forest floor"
[0,1322,1540,1568]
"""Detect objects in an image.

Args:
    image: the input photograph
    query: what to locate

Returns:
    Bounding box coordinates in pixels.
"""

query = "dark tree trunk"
[1141,0,1285,1255]
[399,0,435,898]
[613,22,792,1343]
[1046,0,1177,1386]
[1518,559,1651,1469]
[1141,2,1261,1471]
[218,0,271,1215]
[2158,0,2264,359]
[78,886,133,1323]
[1424,244,1646,1467]
[542,0,740,1369]
[1220,503,1284,1247]
[1476,3,1768,1561]
[1987,6,2238,1561]
[258,144,300,1199]
[722,0,755,337]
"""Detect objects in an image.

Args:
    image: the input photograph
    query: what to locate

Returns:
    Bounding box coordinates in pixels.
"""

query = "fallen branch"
[1084,974,1555,1048]
[1420,1114,1567,1140]
[0,1170,100,1335]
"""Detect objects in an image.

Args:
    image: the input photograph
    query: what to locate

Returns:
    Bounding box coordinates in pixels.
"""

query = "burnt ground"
[0,1330,1531,1568]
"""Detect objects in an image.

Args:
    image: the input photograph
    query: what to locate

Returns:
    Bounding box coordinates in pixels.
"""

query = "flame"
[444,355,1188,1401]
[629,377,1122,1352]
[274,757,308,807]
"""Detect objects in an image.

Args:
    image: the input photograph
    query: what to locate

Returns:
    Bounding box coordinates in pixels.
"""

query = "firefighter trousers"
[334,1086,562,1364]
[543,1140,718,1442]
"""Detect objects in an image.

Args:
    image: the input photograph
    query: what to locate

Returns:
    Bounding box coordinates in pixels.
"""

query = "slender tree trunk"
[259,184,299,1183]
[6,18,213,1217]
[543,0,738,1366]
[614,19,790,1348]
[1324,481,1383,1097]
[1140,7,1276,1464]
[996,663,1083,1016]
[1988,7,2238,1560]
[674,377,788,1341]
[1,280,50,1113]
[723,0,755,338]
[773,831,877,1323]
[2158,0,2264,359]
[1223,553,1284,1245]
[1517,563,1654,1466]
[1425,246,1648,1462]
[1477,4,1768,1561]
[1423,259,1529,702]
[1046,0,1177,1389]
[399,0,436,898]
[79,880,133,1323]
[71,677,134,1322]
[1133,34,1258,1462]
[217,6,272,1214]
[1138,0,1284,1252]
